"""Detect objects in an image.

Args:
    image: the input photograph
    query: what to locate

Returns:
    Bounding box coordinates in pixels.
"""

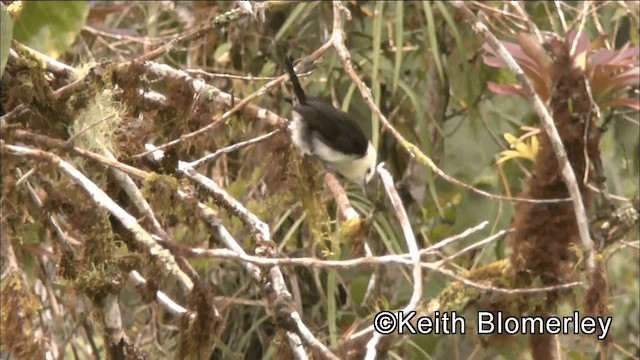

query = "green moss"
[69,89,124,154]
[73,264,122,302]
[0,273,45,358]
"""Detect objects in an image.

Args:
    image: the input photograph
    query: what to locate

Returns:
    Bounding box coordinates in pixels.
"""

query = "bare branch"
[187,245,582,295]
[128,271,192,316]
[127,62,286,158]
[188,130,281,169]
[102,147,168,239]
[178,162,271,243]
[364,163,423,358]
[422,221,491,253]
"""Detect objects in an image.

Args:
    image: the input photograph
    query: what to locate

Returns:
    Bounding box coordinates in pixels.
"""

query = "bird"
[280,55,377,188]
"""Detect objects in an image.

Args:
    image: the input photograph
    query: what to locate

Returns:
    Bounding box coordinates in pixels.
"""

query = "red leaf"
[591,49,616,66]
[482,53,506,68]
[567,30,591,58]
[487,82,526,98]
[592,45,639,71]
[608,45,639,66]
[613,67,640,86]
[518,34,553,75]
[601,97,640,111]
[599,67,640,96]
[484,43,550,98]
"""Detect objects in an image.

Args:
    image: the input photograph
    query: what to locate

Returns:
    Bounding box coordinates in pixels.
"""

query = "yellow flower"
[496,130,539,165]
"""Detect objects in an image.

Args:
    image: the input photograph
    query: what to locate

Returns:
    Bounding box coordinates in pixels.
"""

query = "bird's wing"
[293,97,369,157]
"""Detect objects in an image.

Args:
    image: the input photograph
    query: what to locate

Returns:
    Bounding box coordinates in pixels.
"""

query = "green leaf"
[348,275,370,305]
[422,1,445,83]
[275,2,315,41]
[13,1,89,58]
[341,81,357,112]
[213,42,232,63]
[327,266,338,347]
[435,1,467,74]
[370,1,384,149]
[0,4,12,76]
[392,2,403,94]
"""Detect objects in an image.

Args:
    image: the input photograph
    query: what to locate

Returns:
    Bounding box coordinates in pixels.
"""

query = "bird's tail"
[277,50,307,104]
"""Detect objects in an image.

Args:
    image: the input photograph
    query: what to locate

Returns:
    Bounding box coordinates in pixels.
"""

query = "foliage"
[0,4,13,76]
[12,1,89,58]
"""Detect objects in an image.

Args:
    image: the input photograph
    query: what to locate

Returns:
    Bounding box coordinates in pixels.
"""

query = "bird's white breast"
[289,112,312,155]
[311,136,355,163]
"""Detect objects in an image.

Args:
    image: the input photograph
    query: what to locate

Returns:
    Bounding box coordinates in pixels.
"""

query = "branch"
[188,130,281,169]
[178,162,271,243]
[128,41,333,158]
[2,143,194,292]
[19,165,192,319]
[176,160,338,359]
[133,1,286,62]
[323,172,379,305]
[102,147,169,239]
[127,271,192,316]
[186,244,581,295]
[125,62,288,158]
[324,173,360,221]
[364,163,423,359]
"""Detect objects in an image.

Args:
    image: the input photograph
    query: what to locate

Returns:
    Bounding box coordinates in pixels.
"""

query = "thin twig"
[554,0,568,33]
[186,247,582,294]
[128,62,286,158]
[187,130,280,169]
[569,1,591,56]
[433,229,510,267]
[324,172,360,221]
[510,2,544,43]
[84,25,162,44]
[186,68,288,82]
[102,147,168,239]
[128,271,192,316]
[422,221,491,253]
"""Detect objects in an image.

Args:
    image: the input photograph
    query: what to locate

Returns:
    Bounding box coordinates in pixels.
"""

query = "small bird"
[281,56,377,188]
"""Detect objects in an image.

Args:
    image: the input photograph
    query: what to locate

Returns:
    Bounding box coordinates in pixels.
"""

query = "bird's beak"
[362,181,367,196]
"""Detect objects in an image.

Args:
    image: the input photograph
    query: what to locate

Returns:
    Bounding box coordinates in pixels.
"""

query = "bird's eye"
[366,168,373,175]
